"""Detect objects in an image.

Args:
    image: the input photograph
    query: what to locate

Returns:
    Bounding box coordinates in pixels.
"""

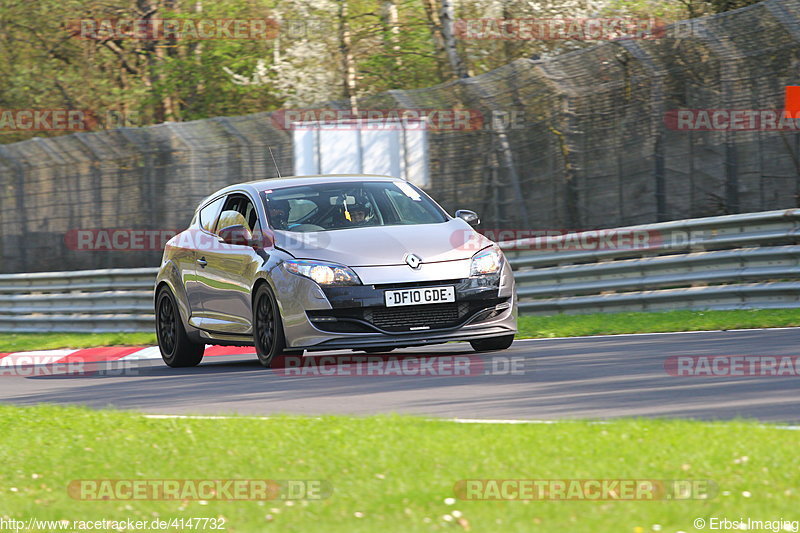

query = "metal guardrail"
[0,268,157,333]
[0,210,798,332]
[500,209,800,314]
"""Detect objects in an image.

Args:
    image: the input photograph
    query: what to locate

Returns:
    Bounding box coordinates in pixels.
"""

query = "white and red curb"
[0,345,256,367]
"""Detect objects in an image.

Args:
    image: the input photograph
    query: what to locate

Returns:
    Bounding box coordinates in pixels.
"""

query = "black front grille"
[365,302,469,331]
[307,298,507,334]
[372,279,463,290]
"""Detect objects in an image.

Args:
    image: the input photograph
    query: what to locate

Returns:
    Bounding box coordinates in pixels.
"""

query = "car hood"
[273,219,494,267]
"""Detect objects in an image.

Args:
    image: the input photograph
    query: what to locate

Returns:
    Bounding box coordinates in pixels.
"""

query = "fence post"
[0,147,27,272]
[617,40,667,221]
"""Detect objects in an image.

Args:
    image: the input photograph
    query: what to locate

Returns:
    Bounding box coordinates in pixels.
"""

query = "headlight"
[470,247,502,276]
[283,260,361,286]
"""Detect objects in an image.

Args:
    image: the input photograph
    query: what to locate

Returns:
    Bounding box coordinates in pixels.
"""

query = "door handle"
[197,257,207,267]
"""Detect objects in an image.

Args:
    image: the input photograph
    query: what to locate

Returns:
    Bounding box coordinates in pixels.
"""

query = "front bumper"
[281,265,517,350]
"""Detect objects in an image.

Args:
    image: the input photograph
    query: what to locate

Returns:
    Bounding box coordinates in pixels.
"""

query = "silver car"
[155,175,517,368]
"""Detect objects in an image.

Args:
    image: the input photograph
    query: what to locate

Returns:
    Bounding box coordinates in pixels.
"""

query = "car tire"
[470,334,515,352]
[156,287,205,368]
[253,283,287,368]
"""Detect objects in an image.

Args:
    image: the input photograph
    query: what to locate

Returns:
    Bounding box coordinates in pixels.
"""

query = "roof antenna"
[268,146,282,178]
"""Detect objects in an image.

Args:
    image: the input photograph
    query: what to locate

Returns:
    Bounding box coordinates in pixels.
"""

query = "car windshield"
[261,181,449,232]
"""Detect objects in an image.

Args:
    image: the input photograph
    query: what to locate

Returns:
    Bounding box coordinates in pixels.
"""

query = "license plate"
[384,286,456,307]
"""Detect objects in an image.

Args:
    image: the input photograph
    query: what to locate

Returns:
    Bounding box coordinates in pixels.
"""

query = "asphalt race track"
[1,328,798,422]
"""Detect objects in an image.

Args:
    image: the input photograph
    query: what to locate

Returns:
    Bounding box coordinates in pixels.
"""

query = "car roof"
[245,174,400,190]
[202,174,404,205]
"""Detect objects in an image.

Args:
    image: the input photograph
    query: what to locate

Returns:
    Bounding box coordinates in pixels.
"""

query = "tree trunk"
[337,0,358,112]
[421,0,447,81]
[380,0,402,68]
[136,0,167,123]
[439,0,468,79]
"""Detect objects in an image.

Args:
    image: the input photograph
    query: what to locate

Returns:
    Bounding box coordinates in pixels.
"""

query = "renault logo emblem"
[404,253,422,269]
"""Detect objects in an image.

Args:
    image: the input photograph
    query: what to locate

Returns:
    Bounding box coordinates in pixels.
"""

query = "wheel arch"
[154,278,192,332]
[251,277,271,308]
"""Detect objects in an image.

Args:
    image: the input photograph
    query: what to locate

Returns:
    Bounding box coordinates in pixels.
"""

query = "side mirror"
[218,224,256,247]
[455,209,480,226]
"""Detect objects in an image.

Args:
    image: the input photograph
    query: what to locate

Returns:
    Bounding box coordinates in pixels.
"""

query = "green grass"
[0,405,796,532]
[2,308,799,352]
[516,308,800,339]
[0,332,157,352]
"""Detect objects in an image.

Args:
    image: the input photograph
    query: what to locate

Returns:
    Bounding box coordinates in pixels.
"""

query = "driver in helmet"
[347,203,369,226]
[267,199,290,230]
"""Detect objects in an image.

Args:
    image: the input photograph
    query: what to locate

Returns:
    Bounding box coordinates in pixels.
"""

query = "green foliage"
[0,0,768,145]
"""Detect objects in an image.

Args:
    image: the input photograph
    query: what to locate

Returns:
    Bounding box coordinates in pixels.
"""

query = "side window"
[251,214,262,237]
[216,194,261,234]
[199,196,225,233]
[243,199,259,233]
